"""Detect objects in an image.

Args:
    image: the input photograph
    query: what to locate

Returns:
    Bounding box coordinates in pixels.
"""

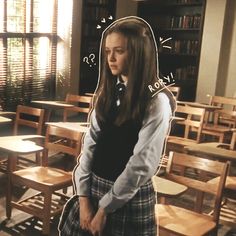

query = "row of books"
[170,14,201,29]
[159,40,199,55]
[174,66,197,80]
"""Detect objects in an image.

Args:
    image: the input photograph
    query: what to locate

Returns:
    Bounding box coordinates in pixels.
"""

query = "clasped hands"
[79,197,107,236]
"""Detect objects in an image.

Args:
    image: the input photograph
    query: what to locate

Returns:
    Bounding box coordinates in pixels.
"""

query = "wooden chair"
[63,94,92,122]
[0,105,45,172]
[156,151,229,236]
[201,130,236,227]
[167,105,205,153]
[201,95,236,142]
[168,86,180,100]
[9,125,83,235]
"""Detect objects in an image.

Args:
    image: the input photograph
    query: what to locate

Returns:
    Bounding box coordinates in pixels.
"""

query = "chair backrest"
[166,151,229,223]
[13,105,45,135]
[63,94,93,121]
[230,130,236,150]
[168,86,180,100]
[174,105,205,143]
[42,125,83,166]
[209,95,236,127]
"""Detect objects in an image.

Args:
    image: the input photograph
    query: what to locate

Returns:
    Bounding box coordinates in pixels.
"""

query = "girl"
[59,16,175,236]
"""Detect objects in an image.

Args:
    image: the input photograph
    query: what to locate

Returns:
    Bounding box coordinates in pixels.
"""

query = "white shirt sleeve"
[73,109,101,196]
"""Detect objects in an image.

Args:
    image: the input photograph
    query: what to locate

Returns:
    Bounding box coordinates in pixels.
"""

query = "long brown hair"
[94,16,175,126]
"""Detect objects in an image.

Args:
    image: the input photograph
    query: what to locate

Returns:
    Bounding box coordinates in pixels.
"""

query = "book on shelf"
[175,66,196,80]
[170,14,201,29]
[159,39,198,55]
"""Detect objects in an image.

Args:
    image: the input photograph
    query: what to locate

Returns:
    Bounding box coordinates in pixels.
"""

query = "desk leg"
[159,196,166,204]
[6,154,17,219]
[44,109,52,123]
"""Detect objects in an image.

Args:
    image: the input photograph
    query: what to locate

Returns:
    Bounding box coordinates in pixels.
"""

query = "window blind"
[0,0,72,111]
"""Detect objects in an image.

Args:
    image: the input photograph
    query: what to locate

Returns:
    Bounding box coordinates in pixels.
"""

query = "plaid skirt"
[58,173,157,236]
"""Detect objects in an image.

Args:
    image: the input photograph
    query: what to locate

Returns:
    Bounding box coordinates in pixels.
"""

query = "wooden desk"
[177,100,223,125]
[31,100,74,122]
[177,101,222,112]
[152,175,187,204]
[0,135,44,218]
[0,111,16,117]
[46,122,89,133]
[184,143,236,163]
[0,116,12,123]
[171,116,185,122]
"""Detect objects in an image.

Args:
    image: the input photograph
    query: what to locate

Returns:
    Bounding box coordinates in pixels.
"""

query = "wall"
[70,0,83,96]
[196,0,236,102]
[196,0,227,103]
[223,0,236,98]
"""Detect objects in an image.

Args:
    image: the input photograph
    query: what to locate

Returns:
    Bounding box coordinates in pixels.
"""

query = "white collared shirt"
[74,92,172,213]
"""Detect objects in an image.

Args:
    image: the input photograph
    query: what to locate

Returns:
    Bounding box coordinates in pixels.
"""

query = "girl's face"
[105,32,129,80]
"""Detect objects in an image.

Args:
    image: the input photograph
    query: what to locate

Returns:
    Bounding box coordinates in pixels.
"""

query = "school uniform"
[59,81,173,236]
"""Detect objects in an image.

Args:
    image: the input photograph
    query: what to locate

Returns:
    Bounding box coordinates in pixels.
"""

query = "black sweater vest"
[92,101,142,181]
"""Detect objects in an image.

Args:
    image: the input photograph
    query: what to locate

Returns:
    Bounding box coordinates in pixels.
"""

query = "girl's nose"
[109,51,116,62]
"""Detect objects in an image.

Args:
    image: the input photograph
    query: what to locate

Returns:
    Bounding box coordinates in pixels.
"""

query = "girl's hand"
[90,207,107,236]
[79,197,94,231]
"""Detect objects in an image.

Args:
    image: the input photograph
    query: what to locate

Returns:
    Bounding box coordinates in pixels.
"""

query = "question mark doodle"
[83,54,96,67]
[83,56,89,65]
[89,53,96,67]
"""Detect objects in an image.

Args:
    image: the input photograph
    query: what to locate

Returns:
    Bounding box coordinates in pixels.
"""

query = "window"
[0,0,72,110]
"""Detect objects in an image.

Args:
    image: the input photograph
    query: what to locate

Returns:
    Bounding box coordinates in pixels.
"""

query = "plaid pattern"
[58,195,92,236]
[91,173,156,236]
[58,173,157,236]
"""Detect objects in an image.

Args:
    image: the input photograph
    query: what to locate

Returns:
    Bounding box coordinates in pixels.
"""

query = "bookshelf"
[138,0,206,101]
[79,0,116,94]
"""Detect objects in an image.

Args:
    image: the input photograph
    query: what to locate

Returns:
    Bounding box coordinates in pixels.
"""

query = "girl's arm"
[73,109,101,196]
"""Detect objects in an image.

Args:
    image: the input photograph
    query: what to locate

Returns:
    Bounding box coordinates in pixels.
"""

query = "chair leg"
[42,192,52,235]
[6,173,12,219]
[6,154,17,219]
[219,134,224,143]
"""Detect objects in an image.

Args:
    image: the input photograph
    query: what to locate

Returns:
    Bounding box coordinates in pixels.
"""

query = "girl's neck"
[120,75,128,84]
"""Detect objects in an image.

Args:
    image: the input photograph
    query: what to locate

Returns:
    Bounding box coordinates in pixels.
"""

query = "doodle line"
[151,83,176,98]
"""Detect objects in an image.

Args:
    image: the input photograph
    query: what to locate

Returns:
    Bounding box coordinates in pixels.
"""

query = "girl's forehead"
[105,32,127,47]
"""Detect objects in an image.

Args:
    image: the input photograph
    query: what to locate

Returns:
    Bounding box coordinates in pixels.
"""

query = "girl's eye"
[116,49,124,54]
[105,50,110,55]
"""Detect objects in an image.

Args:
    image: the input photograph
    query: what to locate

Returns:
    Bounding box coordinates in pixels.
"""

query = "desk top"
[152,175,188,197]
[185,143,236,162]
[0,137,43,154]
[46,122,89,133]
[31,100,74,108]
[0,135,44,141]
[171,116,185,122]
[177,101,222,111]
[0,116,12,123]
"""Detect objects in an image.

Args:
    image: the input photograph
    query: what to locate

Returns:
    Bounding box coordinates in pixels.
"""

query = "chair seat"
[156,204,216,236]
[12,166,72,187]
